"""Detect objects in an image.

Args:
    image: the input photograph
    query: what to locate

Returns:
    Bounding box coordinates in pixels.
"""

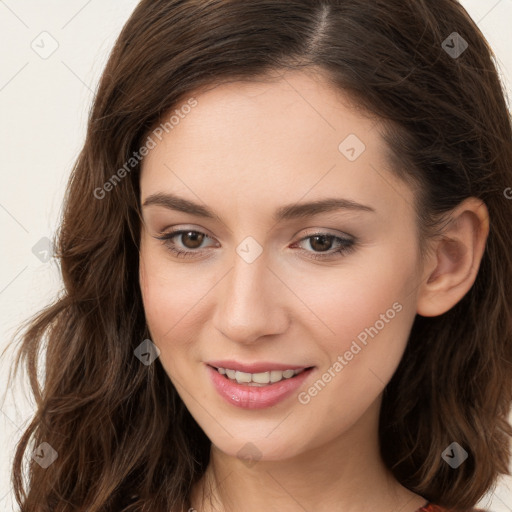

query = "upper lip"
[206,360,314,373]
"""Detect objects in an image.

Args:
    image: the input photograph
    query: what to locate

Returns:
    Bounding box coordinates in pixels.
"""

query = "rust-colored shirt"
[417,503,487,511]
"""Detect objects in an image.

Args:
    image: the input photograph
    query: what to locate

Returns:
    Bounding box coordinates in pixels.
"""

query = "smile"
[214,366,307,386]
[206,364,316,409]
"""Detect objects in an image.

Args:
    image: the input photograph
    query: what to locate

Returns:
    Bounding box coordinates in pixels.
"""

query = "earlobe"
[416,198,489,317]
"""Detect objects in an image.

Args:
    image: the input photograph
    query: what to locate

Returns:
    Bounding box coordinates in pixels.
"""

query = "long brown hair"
[4,1,512,510]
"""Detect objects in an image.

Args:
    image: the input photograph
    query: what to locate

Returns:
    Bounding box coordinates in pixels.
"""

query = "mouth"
[206,363,316,409]
[207,364,315,387]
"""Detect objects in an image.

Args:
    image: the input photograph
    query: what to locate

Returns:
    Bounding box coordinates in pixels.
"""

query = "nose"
[213,250,289,344]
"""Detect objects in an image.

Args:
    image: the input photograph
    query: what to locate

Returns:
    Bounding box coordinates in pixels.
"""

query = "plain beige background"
[0,1,511,510]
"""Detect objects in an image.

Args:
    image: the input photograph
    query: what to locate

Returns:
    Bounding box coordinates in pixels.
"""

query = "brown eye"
[292,232,356,261]
[308,234,335,252]
[153,229,215,259]
[179,231,205,249]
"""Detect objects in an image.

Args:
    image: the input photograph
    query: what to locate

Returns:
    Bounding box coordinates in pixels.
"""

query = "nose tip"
[213,258,289,344]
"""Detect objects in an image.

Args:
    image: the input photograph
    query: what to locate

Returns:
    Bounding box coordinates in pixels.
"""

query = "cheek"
[300,242,416,333]
[295,242,419,385]
[139,256,222,439]
[138,244,216,372]
[288,252,418,442]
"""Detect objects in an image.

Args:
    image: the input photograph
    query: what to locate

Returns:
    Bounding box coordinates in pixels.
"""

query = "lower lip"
[206,364,315,409]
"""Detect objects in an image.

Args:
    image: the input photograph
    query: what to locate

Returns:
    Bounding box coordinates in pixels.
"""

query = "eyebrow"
[142,192,376,223]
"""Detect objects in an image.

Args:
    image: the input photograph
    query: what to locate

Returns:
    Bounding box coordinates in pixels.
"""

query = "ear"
[416,197,489,317]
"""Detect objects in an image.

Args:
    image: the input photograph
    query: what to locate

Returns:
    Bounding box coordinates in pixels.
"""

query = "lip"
[206,360,311,373]
[206,364,315,410]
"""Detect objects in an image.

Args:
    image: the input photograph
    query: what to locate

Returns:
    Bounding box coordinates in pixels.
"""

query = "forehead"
[139,70,414,222]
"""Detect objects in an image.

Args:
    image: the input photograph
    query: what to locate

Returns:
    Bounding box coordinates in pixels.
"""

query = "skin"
[138,69,489,512]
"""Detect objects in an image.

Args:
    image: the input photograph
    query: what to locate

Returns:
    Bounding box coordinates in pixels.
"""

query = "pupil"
[311,235,332,252]
[184,231,203,249]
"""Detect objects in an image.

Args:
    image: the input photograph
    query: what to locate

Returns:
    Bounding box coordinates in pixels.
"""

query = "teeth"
[252,372,270,384]
[235,370,252,383]
[270,370,282,383]
[216,367,305,385]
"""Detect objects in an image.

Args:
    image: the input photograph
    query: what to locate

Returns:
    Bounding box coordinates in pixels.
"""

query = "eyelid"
[298,227,354,240]
[155,226,353,244]
[155,225,217,244]
[153,225,356,260]
[290,230,356,259]
[156,227,218,248]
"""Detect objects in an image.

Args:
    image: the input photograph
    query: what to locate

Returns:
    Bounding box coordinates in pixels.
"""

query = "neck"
[188,397,426,512]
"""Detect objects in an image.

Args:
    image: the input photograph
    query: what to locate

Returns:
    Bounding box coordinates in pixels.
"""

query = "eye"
[153,228,356,261]
[154,229,218,259]
[291,231,356,261]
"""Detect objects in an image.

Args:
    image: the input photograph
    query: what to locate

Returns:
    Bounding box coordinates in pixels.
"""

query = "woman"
[6,1,512,511]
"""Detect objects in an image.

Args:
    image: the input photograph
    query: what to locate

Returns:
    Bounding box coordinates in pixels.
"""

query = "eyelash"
[154,229,356,261]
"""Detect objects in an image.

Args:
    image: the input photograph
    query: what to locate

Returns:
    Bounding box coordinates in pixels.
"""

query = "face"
[139,69,424,461]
